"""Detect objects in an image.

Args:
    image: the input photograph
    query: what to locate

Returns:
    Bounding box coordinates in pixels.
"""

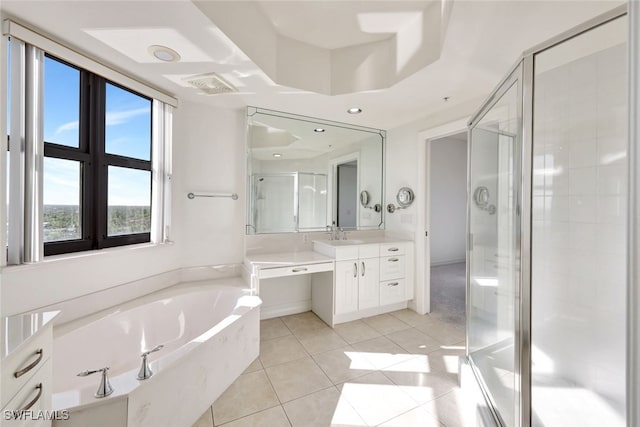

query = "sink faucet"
[138,345,164,380]
[77,367,113,398]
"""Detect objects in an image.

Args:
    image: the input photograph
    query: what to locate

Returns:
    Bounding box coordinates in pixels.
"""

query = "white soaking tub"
[51,278,261,427]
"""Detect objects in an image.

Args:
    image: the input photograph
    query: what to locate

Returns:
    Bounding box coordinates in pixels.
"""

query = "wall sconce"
[387,187,414,213]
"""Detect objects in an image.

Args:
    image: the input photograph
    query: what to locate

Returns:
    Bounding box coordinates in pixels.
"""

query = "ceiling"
[0,0,622,130]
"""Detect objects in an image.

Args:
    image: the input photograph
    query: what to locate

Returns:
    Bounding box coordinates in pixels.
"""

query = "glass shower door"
[468,71,521,426]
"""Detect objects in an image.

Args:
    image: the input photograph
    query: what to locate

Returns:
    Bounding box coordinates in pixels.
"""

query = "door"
[467,66,521,426]
[358,257,380,310]
[335,260,359,314]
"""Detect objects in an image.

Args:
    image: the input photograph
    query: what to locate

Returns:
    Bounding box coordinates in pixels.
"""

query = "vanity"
[2,310,60,426]
[244,107,415,327]
[245,238,414,327]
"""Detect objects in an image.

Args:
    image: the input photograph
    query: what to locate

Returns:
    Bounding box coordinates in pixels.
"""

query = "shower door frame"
[465,5,628,427]
[467,61,526,427]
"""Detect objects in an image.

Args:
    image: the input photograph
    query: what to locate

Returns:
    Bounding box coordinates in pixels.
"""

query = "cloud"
[106,107,149,127]
[55,120,79,135]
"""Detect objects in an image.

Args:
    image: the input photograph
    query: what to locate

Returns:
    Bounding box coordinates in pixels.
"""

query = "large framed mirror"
[246,107,385,234]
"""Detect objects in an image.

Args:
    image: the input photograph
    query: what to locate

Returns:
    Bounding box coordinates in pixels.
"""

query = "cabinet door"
[358,257,380,310]
[335,260,359,315]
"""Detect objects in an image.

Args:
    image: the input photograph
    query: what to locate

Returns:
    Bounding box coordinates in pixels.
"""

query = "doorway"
[336,161,357,228]
[428,132,467,328]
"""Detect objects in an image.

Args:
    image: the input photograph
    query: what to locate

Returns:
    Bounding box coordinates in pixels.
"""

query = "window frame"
[43,54,153,256]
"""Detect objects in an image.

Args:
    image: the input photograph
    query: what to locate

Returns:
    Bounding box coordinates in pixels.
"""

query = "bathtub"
[51,277,261,427]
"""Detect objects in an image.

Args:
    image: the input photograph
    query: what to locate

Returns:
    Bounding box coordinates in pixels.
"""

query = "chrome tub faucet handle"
[138,344,164,380]
[77,367,113,398]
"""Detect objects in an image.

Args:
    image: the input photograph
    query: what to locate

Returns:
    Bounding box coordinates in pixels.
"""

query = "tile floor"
[192,310,476,427]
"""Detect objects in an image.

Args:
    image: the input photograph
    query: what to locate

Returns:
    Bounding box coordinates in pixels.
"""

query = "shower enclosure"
[250,172,327,233]
[466,6,628,426]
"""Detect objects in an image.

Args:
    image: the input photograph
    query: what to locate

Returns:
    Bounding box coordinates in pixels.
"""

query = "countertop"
[245,251,334,270]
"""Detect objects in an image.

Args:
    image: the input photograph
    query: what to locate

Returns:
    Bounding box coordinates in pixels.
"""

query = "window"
[43,55,152,256]
[4,21,174,264]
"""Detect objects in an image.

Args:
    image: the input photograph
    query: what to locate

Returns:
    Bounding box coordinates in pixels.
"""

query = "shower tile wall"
[532,37,626,425]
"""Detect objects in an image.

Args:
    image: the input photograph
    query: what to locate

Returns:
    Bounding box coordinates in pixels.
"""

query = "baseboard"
[333,301,408,325]
[260,300,312,320]
[431,258,466,267]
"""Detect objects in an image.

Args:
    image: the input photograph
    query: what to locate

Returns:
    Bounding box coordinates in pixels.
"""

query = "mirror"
[246,107,385,234]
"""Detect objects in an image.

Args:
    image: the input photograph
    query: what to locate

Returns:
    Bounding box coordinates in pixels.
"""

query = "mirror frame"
[245,106,386,234]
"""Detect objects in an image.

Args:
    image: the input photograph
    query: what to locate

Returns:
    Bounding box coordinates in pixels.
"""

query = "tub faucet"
[137,345,164,380]
[77,367,113,398]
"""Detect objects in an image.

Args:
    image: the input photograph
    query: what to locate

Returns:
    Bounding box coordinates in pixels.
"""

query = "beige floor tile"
[281,312,330,338]
[243,357,264,374]
[414,320,466,345]
[312,345,376,384]
[361,313,412,335]
[265,357,333,403]
[422,389,478,427]
[386,327,443,355]
[424,345,466,374]
[333,319,382,344]
[382,360,459,405]
[298,329,348,355]
[261,318,292,341]
[217,406,291,427]
[378,406,443,427]
[388,309,439,327]
[192,407,214,427]
[212,370,279,425]
[337,371,419,426]
[350,336,417,369]
[283,386,365,427]
[260,335,308,368]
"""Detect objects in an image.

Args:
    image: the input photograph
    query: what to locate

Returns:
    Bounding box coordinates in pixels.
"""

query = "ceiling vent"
[182,72,237,95]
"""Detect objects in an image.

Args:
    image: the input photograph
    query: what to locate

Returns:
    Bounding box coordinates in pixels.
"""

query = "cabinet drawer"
[259,262,334,279]
[380,255,405,281]
[2,358,52,427]
[380,243,405,256]
[380,279,406,305]
[2,329,53,409]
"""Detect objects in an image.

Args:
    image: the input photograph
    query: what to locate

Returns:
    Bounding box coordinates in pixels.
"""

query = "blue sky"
[43,57,151,206]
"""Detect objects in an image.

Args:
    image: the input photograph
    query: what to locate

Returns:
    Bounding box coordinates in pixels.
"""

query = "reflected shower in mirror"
[246,107,385,234]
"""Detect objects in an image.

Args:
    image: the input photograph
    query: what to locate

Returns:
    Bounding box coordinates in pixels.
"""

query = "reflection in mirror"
[246,107,385,234]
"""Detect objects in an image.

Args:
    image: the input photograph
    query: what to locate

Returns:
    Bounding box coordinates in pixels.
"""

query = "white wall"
[429,136,467,265]
[169,101,246,268]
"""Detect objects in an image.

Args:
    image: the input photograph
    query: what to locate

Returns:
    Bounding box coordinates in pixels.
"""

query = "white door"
[335,260,359,314]
[358,257,380,310]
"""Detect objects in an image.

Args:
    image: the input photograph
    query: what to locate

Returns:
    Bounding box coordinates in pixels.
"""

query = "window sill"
[2,240,175,272]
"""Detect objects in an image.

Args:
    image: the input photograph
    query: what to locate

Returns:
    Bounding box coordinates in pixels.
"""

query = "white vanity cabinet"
[314,240,414,324]
[2,311,59,426]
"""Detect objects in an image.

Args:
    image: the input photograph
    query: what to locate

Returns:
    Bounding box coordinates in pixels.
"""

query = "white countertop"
[245,251,334,270]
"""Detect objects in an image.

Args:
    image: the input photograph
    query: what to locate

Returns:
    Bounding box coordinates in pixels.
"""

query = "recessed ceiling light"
[273,153,282,158]
[148,45,181,62]
[314,128,325,133]
[347,107,362,114]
